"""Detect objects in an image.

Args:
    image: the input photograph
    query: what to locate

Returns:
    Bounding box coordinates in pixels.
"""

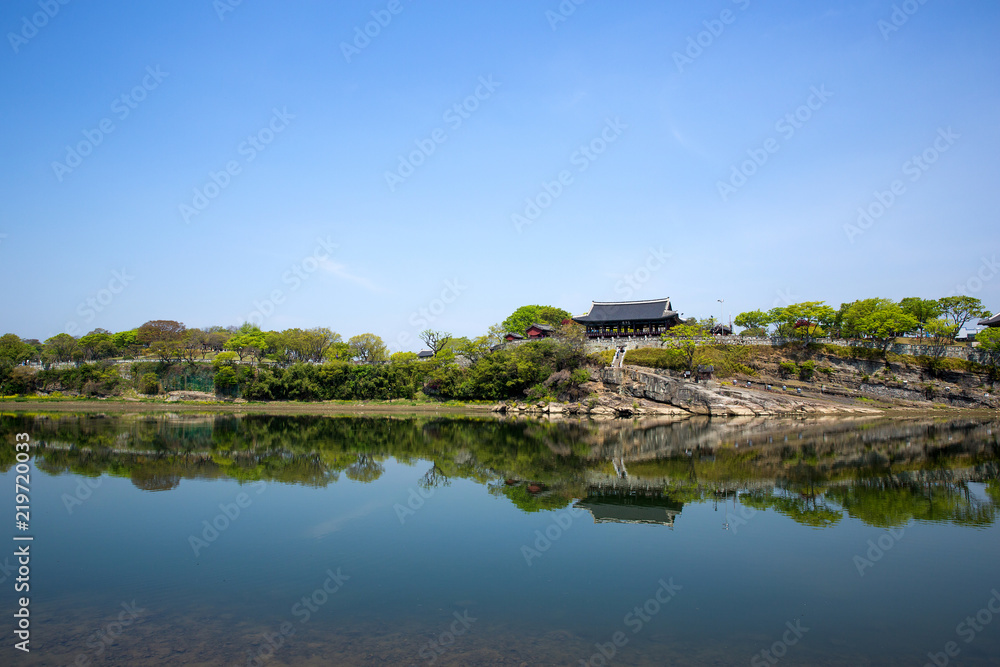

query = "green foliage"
[798,360,816,380]
[938,296,990,331]
[778,361,798,378]
[140,372,160,395]
[767,302,836,343]
[734,309,770,336]
[898,297,941,335]
[348,333,388,365]
[977,327,1000,373]
[501,305,571,335]
[660,324,706,371]
[213,367,238,394]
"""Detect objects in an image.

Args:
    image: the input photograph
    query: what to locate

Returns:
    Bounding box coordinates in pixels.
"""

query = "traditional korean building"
[979,313,1000,328]
[572,298,682,339]
[525,323,554,339]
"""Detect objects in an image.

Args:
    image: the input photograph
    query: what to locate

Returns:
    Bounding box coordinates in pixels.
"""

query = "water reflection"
[3,413,998,530]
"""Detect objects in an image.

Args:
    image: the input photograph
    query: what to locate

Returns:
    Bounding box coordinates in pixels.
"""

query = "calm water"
[1,412,999,666]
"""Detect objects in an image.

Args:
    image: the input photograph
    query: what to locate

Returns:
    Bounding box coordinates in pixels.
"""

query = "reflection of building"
[575,490,682,528]
[572,298,682,339]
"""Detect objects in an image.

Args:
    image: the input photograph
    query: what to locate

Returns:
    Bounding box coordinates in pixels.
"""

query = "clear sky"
[1,0,998,350]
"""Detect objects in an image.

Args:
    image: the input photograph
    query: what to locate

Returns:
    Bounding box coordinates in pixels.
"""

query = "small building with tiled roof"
[525,323,555,339]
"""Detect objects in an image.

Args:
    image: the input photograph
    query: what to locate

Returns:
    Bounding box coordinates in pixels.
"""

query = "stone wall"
[582,336,986,363]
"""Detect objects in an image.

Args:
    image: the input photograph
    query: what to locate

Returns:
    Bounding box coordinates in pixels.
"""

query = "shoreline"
[0,397,996,420]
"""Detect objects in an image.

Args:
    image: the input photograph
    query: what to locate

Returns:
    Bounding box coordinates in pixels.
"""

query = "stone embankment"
[492,365,882,418]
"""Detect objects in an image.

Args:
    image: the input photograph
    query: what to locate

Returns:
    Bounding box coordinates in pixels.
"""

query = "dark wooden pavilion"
[572,298,681,339]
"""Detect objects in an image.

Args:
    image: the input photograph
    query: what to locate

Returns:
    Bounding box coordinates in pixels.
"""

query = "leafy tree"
[213,367,239,395]
[767,302,836,343]
[212,351,238,370]
[136,320,186,345]
[325,342,352,362]
[660,324,705,372]
[501,305,570,335]
[348,333,388,364]
[419,329,452,356]
[734,310,770,336]
[112,330,141,358]
[938,296,990,332]
[839,298,894,339]
[78,330,117,361]
[898,298,941,338]
[225,330,269,363]
[0,334,33,365]
[390,351,418,364]
[977,327,1000,377]
[857,304,919,356]
[139,372,160,395]
[43,333,78,364]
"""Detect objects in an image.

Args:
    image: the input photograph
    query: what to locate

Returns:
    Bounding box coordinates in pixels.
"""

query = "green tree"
[839,298,894,339]
[938,296,990,332]
[767,302,836,343]
[0,334,33,365]
[977,327,1000,377]
[43,333,78,364]
[136,320,186,345]
[225,330,269,363]
[733,310,770,336]
[857,305,919,357]
[660,324,705,372]
[501,305,570,335]
[348,333,388,364]
[898,298,941,338]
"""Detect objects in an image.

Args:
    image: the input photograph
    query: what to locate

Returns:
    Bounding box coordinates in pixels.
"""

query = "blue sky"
[1,0,998,350]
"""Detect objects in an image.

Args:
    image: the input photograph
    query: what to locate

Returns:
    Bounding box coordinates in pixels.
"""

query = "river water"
[1,412,998,666]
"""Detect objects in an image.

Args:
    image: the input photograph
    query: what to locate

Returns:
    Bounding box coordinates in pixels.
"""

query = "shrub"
[799,360,816,381]
[140,372,160,395]
[778,361,798,378]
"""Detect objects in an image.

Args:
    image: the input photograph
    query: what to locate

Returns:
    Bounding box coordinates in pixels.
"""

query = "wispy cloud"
[321,260,381,292]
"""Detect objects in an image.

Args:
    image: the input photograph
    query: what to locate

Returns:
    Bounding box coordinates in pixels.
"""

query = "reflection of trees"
[130,470,180,491]
[344,454,385,483]
[1,414,999,528]
[419,463,451,490]
[826,480,999,528]
[742,491,842,528]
